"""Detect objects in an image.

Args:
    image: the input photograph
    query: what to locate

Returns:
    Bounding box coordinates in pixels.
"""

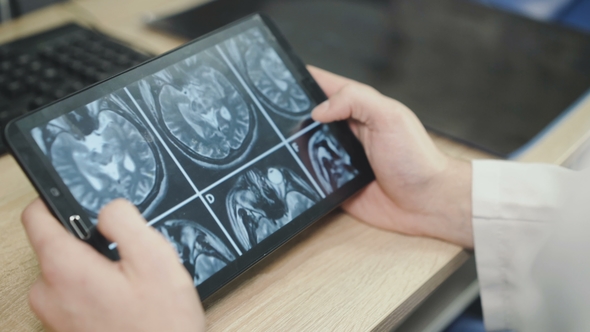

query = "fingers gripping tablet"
[4,14,374,300]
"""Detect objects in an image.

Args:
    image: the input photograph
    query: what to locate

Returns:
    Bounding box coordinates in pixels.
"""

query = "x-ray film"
[10,15,372,299]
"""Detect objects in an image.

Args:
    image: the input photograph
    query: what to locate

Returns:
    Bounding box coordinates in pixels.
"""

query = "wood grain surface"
[0,0,586,331]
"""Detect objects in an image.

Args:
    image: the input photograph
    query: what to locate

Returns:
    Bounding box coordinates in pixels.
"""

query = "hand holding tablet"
[5,14,374,299]
[22,199,206,332]
[9,14,478,331]
[310,67,473,249]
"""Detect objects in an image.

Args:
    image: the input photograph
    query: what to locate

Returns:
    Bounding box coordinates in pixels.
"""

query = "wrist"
[425,158,474,248]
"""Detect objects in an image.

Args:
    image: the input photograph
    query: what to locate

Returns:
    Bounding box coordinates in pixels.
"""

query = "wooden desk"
[0,1,588,331]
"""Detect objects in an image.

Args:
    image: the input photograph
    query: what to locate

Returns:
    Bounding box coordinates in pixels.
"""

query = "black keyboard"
[0,23,152,155]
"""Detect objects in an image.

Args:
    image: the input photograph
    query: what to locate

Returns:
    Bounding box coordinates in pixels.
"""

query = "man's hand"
[309,66,473,248]
[22,199,206,332]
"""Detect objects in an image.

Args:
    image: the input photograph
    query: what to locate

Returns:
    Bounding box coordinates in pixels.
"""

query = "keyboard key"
[29,61,43,72]
[0,61,12,72]
[88,42,103,54]
[67,60,84,73]
[0,48,11,61]
[17,54,33,65]
[55,54,71,66]
[96,60,113,72]
[39,47,56,59]
[115,54,131,66]
[70,48,86,60]
[28,96,50,110]
[0,110,10,121]
[34,82,53,94]
[12,68,26,79]
[42,68,59,80]
[70,81,85,90]
[0,108,22,122]
[53,89,67,99]
[6,81,25,97]
[0,23,152,155]
[0,74,9,86]
[24,75,39,87]
[82,67,98,80]
[101,49,118,61]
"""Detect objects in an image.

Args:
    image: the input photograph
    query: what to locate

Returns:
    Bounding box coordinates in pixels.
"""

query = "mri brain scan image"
[31,96,164,215]
[137,52,256,168]
[157,219,235,286]
[226,166,320,251]
[225,28,311,119]
[309,126,359,194]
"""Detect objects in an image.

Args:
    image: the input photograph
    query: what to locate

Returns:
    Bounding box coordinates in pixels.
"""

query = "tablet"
[4,14,374,299]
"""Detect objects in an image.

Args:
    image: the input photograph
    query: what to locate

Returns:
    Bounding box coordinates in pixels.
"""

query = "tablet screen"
[9,15,373,298]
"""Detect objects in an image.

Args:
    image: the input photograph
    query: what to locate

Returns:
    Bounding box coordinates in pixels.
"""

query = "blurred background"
[147,0,590,158]
[0,1,588,332]
[0,0,589,158]
[474,0,590,29]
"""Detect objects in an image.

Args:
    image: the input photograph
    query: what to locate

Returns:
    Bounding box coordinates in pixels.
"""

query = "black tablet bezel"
[4,14,375,300]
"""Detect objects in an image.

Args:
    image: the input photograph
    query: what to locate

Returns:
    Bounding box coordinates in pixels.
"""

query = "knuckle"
[388,100,414,121]
[37,243,68,284]
[98,199,138,226]
[342,82,378,96]
[340,83,363,96]
[42,263,62,286]
[34,234,54,257]
[97,201,116,220]
[339,84,381,110]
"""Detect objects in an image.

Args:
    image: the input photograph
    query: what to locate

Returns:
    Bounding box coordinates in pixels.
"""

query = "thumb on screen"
[97,199,174,272]
[311,83,385,129]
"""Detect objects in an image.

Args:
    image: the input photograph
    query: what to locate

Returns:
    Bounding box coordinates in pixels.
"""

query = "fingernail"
[312,100,330,118]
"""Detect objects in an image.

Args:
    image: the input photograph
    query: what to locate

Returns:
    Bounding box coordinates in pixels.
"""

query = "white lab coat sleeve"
[472,160,576,332]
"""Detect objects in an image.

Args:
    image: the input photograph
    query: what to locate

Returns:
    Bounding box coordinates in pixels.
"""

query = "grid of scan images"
[30,27,360,286]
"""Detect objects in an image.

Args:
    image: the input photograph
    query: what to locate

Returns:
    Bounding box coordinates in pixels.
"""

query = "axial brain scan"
[226,28,311,118]
[157,219,235,286]
[309,126,359,194]
[139,53,256,168]
[226,166,320,250]
[31,97,162,215]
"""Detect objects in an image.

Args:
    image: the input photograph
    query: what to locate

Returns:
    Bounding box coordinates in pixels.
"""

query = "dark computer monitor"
[149,0,590,157]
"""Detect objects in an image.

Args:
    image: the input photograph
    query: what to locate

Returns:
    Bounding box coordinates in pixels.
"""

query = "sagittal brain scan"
[225,28,312,119]
[227,166,321,250]
[309,127,359,194]
[157,219,235,286]
[136,51,257,168]
[30,96,165,216]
